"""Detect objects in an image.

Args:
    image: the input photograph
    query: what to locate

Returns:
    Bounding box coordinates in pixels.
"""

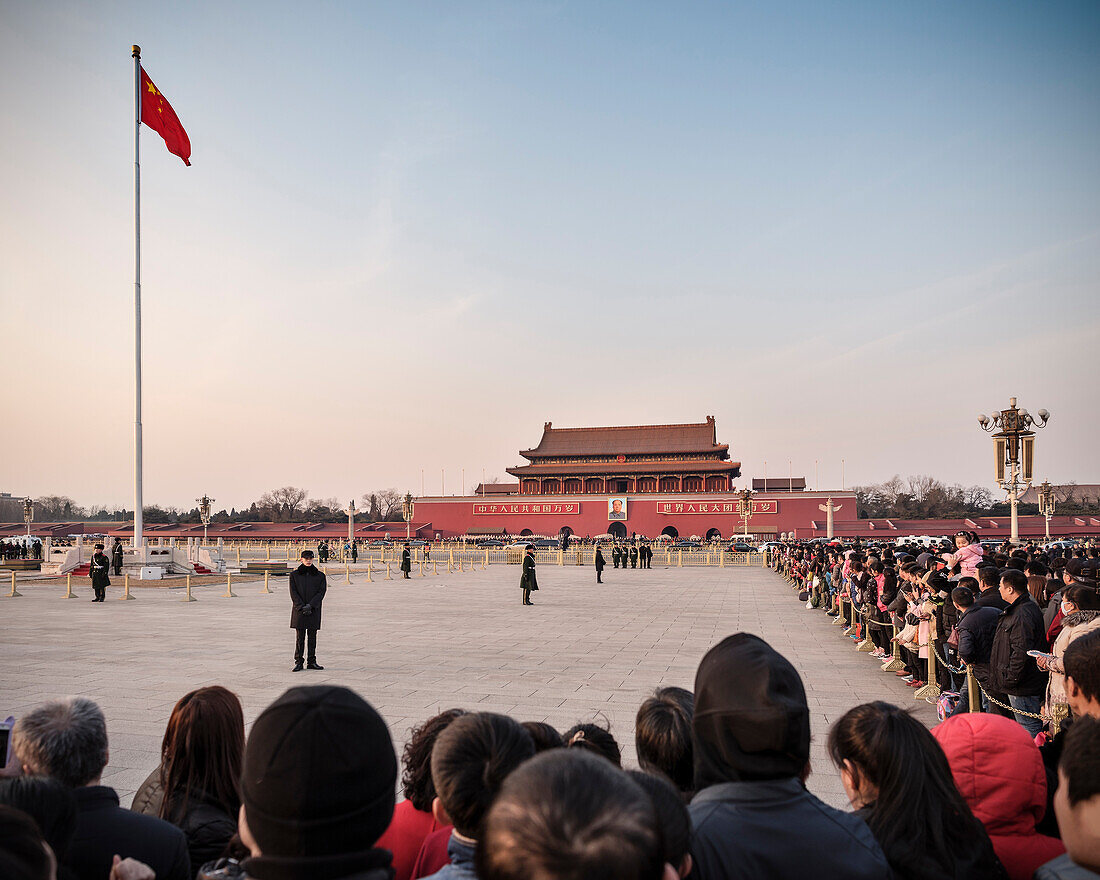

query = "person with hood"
[288,550,326,672]
[594,544,605,584]
[932,713,1064,880]
[237,686,397,880]
[687,633,891,880]
[520,545,538,606]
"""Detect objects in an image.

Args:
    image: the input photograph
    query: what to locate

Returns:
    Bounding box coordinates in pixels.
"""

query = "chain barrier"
[774,561,1055,722]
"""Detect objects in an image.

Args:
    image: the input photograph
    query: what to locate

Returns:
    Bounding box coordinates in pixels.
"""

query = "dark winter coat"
[90,552,111,588]
[520,554,538,591]
[990,594,1049,697]
[111,542,124,565]
[67,786,191,880]
[956,605,1002,685]
[595,548,605,571]
[400,549,411,572]
[973,586,1009,613]
[131,771,236,871]
[289,564,326,630]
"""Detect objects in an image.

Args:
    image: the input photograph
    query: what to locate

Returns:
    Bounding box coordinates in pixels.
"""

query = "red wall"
[415,492,859,539]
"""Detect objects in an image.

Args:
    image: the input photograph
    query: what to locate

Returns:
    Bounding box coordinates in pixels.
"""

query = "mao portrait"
[608,497,627,520]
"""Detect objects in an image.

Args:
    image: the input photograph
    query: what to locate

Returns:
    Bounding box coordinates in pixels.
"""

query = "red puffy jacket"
[932,714,1063,880]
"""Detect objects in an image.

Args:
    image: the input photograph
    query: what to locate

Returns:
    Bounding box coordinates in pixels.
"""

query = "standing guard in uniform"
[594,543,606,584]
[90,543,111,602]
[521,545,538,605]
[629,543,639,569]
[111,538,124,576]
[350,540,358,564]
[641,541,652,569]
[400,543,412,579]
[612,543,621,569]
[289,550,326,672]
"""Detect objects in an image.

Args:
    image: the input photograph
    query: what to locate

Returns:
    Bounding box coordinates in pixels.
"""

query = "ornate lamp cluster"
[976,397,1051,544]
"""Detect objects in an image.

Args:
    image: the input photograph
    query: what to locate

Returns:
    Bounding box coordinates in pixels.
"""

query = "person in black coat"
[520,545,538,606]
[594,544,605,583]
[110,538,124,576]
[989,570,1049,736]
[400,543,411,578]
[289,550,326,672]
[89,543,110,602]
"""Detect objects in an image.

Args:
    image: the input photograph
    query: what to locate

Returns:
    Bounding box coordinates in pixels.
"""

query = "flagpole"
[132,44,144,558]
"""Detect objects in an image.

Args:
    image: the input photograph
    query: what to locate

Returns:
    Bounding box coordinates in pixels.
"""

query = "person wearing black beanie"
[688,633,891,880]
[238,686,397,880]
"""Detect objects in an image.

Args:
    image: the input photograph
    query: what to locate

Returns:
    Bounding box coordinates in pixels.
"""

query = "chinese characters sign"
[656,500,778,515]
[473,503,581,515]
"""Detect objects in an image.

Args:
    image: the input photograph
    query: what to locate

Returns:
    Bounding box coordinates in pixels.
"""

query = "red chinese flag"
[140,67,191,166]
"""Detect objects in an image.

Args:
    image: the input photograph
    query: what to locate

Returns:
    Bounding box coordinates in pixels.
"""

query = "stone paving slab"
[0,563,934,810]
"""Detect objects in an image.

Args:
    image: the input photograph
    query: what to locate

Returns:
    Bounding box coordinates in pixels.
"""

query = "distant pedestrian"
[111,538,124,576]
[400,543,412,579]
[521,545,538,606]
[351,541,358,564]
[90,543,110,602]
[594,544,605,584]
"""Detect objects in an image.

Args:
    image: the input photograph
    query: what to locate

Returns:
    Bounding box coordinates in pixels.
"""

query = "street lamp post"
[23,498,33,537]
[736,488,754,538]
[978,397,1050,545]
[1036,480,1057,542]
[402,492,414,542]
[197,495,214,545]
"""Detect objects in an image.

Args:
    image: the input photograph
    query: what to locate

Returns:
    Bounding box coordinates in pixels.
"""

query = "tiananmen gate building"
[415,417,859,540]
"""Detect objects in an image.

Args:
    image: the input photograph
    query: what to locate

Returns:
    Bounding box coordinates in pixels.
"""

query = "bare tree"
[259,486,309,521]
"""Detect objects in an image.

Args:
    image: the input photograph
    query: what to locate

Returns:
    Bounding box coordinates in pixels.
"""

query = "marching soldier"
[400,543,412,579]
[520,544,538,605]
[90,543,111,602]
[594,543,606,584]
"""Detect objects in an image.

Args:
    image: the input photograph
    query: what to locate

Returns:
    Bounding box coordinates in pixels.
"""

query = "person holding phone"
[1037,585,1100,720]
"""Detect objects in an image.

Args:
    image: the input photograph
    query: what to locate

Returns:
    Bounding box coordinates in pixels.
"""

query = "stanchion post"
[833,596,847,625]
[263,571,272,594]
[236,547,241,566]
[856,608,875,652]
[9,571,22,598]
[843,599,857,635]
[223,572,236,598]
[882,623,906,672]
[120,573,135,600]
[345,563,350,584]
[419,560,425,577]
[65,573,77,599]
[182,573,196,602]
[966,665,981,713]
[678,550,683,567]
[483,549,488,569]
[366,560,373,582]
[914,647,941,701]
[385,563,392,580]
[434,561,439,575]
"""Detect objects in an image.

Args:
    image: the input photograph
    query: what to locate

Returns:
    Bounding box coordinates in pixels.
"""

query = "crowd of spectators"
[2,537,42,560]
[3,542,1100,879]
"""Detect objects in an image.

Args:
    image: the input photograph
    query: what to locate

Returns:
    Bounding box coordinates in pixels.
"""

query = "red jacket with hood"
[931,714,1064,880]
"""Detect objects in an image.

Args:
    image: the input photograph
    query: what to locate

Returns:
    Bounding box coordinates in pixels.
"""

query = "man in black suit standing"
[594,543,606,583]
[289,550,326,672]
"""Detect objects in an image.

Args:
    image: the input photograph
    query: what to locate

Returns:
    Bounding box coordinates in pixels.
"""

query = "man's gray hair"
[12,697,108,787]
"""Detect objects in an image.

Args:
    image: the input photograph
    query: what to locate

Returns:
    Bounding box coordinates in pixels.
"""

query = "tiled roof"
[507,460,741,476]
[520,417,729,459]
[1019,484,1100,505]
[473,482,520,495]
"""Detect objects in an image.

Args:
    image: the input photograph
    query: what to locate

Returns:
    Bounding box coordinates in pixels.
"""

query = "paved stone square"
[1,562,933,810]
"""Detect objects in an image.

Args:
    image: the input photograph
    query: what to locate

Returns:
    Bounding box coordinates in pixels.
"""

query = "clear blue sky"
[2,1,1098,509]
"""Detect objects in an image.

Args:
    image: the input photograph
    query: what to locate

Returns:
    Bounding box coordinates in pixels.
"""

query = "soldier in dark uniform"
[400,543,412,578]
[289,549,326,672]
[594,543,605,584]
[90,543,110,602]
[520,545,538,605]
[629,543,638,569]
[612,544,620,569]
[111,538,124,576]
[641,541,651,569]
[350,540,358,564]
